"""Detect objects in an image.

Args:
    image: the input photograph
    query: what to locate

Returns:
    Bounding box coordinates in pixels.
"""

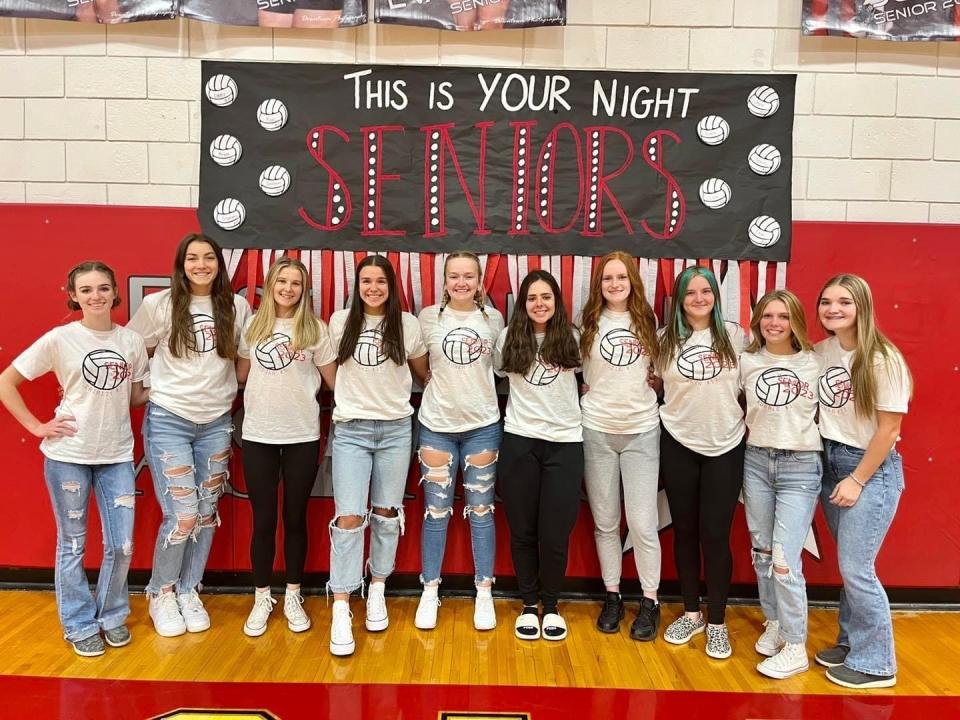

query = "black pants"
[242,439,320,587]
[498,432,584,611]
[660,427,745,625]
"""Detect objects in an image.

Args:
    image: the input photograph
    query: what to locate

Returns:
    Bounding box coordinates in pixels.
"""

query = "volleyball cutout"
[677,345,722,381]
[205,74,237,107]
[748,144,782,176]
[696,115,730,146]
[213,198,245,231]
[442,327,482,365]
[747,85,780,118]
[599,328,643,367]
[81,349,128,391]
[524,354,561,386]
[257,98,288,132]
[210,134,242,167]
[756,367,801,407]
[819,366,852,409]
[699,178,732,210]
[255,333,294,371]
[748,216,782,248]
[259,165,291,197]
[353,329,387,367]
[190,313,216,353]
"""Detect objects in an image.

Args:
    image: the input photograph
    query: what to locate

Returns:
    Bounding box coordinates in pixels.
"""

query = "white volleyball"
[257,98,288,132]
[210,134,242,167]
[748,215,781,248]
[747,85,780,118]
[699,178,732,210]
[259,165,291,197]
[213,198,245,231]
[697,115,730,146]
[748,144,781,176]
[205,74,237,107]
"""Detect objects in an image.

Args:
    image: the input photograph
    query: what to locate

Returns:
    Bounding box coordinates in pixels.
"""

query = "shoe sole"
[826,669,896,689]
[706,647,733,660]
[330,641,355,657]
[243,623,267,637]
[664,625,705,645]
[104,634,131,648]
[815,654,847,668]
[630,629,657,642]
[288,621,311,633]
[474,619,496,631]
[755,642,784,657]
[543,629,567,641]
[596,610,625,634]
[758,662,809,679]
[153,625,186,638]
[515,629,540,640]
[365,618,389,632]
[72,644,105,657]
[185,622,210,633]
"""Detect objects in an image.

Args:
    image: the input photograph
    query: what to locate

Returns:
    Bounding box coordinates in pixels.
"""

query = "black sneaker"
[814,645,850,668]
[596,592,624,633]
[826,664,896,689]
[71,635,105,657]
[104,625,131,648]
[630,598,660,642]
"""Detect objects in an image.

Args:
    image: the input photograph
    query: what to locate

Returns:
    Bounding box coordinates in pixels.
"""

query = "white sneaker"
[330,600,355,656]
[415,586,440,630]
[177,589,211,633]
[365,581,389,632]
[473,587,496,631]
[758,642,809,679]
[243,591,276,637]
[755,619,784,657]
[149,591,186,638]
[284,591,311,633]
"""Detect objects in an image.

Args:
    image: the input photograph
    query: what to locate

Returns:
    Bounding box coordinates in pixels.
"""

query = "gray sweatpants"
[582,425,662,593]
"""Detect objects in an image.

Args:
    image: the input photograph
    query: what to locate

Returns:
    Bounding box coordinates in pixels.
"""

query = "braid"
[475,289,488,318]
[439,289,450,315]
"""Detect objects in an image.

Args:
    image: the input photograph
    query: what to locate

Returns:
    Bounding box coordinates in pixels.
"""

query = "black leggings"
[661,427,745,625]
[498,432,584,612]
[243,439,320,587]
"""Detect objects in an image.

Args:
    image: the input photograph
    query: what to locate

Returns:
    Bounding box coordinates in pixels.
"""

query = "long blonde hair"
[579,251,658,367]
[745,289,813,354]
[817,273,912,418]
[245,257,321,352]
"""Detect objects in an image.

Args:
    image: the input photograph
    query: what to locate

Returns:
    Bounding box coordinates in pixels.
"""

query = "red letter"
[535,122,585,235]
[421,121,493,238]
[508,120,537,236]
[639,129,685,241]
[298,125,352,232]
[362,125,406,238]
[581,126,634,238]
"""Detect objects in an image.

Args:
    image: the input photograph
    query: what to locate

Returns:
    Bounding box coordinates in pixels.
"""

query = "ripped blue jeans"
[143,402,232,596]
[418,422,502,586]
[44,457,136,643]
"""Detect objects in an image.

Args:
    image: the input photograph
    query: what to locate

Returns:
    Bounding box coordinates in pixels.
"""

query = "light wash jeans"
[418,422,502,585]
[43,457,136,642]
[142,402,233,595]
[742,445,822,644]
[582,425,661,593]
[821,439,904,677]
[328,418,412,594]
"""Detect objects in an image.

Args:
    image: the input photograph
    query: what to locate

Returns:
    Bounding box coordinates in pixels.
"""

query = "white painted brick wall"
[0,1,957,224]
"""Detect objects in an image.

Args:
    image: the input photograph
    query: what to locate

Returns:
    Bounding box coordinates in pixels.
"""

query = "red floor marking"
[1,675,957,719]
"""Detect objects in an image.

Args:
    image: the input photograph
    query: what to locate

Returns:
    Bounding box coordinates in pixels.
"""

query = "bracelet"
[848,472,866,488]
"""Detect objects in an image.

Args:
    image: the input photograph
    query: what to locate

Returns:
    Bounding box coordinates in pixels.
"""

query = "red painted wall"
[0,204,956,590]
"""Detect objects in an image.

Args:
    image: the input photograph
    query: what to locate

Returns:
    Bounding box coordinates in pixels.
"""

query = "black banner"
[803,0,960,40]
[199,62,795,261]
[374,0,563,31]
[0,0,176,22]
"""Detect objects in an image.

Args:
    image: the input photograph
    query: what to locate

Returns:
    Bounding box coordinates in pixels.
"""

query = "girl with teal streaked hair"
[654,265,747,660]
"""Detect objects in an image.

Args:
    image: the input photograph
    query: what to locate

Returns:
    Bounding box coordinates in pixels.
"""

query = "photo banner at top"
[0,0,177,23]
[803,0,960,40]
[198,62,796,262]
[374,0,564,31]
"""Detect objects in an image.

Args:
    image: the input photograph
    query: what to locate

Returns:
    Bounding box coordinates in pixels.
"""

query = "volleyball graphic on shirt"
[599,328,643,367]
[190,313,217,353]
[81,349,129,391]
[524,353,561,386]
[819,366,853,409]
[756,367,801,407]
[255,332,294,371]
[677,345,723,381]
[353,328,387,367]
[442,327,482,365]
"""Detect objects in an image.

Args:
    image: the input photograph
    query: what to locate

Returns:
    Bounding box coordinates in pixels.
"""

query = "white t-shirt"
[580,310,659,435]
[418,304,504,434]
[127,289,251,424]
[659,322,746,457]
[238,316,336,444]
[815,336,910,450]
[495,329,582,443]
[328,310,427,423]
[13,322,149,464]
[740,348,823,452]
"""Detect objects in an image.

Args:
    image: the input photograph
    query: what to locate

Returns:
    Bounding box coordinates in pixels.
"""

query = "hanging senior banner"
[198,62,795,262]
[0,0,176,22]
[802,0,960,40]
[374,0,564,31]
[181,0,365,28]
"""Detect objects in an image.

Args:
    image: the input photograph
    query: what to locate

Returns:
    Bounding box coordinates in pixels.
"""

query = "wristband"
[848,472,866,488]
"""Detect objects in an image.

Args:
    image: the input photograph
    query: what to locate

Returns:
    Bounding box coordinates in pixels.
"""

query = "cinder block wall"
[1,0,959,222]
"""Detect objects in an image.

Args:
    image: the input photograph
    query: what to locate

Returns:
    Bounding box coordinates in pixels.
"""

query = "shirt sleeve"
[404,313,427,359]
[234,296,253,342]
[130,334,150,383]
[312,321,336,367]
[874,351,911,414]
[238,316,252,360]
[127,293,163,348]
[493,328,507,378]
[11,330,56,381]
